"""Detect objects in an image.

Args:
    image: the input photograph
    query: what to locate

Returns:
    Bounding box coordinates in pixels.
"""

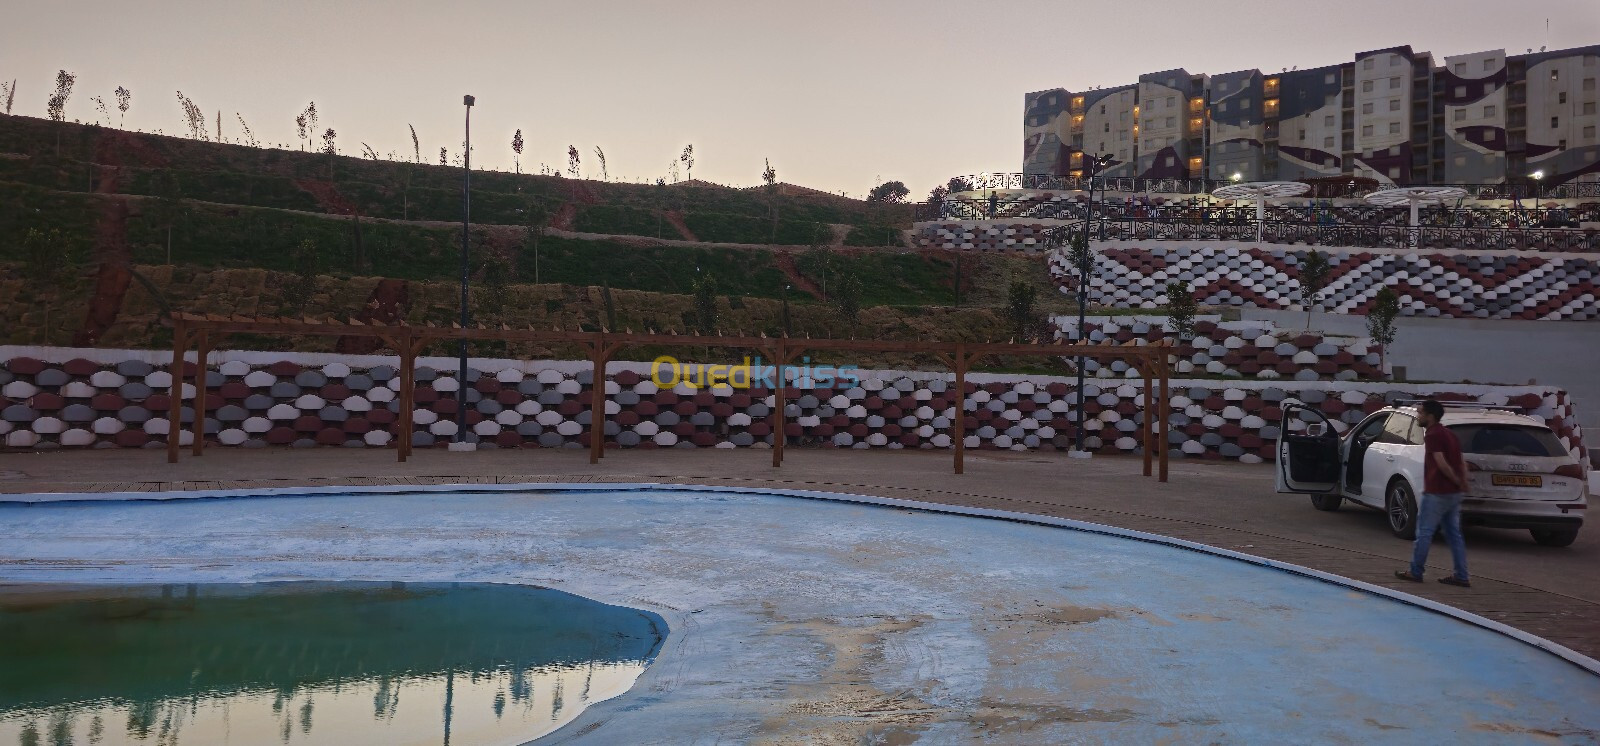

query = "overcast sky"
[4,1,1597,197]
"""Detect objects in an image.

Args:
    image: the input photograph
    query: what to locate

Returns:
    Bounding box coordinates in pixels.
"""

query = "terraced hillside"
[0,116,1072,370]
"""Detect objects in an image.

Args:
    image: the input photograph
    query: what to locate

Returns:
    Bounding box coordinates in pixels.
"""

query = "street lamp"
[1230,172,1243,183]
[450,94,475,452]
[1071,153,1115,459]
[1530,169,1545,210]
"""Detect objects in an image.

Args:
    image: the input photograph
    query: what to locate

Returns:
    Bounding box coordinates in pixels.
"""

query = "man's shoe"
[1438,576,1471,588]
[1394,570,1423,582]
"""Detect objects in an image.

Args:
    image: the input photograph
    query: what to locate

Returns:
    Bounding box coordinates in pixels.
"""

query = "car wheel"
[1530,528,1579,547]
[1386,479,1417,539]
[1309,493,1342,511]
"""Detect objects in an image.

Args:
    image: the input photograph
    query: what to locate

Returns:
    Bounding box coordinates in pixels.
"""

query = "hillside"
[0,115,1073,371]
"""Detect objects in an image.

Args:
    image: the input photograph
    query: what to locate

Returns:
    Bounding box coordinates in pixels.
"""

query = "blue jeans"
[1410,492,1469,581]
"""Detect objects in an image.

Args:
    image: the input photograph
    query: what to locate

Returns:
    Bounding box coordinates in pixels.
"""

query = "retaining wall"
[1,347,1583,462]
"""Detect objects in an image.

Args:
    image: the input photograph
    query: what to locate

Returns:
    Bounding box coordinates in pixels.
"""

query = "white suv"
[1275,401,1589,547]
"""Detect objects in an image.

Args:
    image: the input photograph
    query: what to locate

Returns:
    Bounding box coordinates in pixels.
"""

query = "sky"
[4,1,1598,198]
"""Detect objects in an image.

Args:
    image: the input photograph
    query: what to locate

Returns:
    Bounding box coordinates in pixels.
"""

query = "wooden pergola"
[165,313,1174,481]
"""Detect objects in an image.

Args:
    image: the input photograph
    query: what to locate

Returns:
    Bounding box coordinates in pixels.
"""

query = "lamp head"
[1230,172,1243,182]
[463,95,476,107]
[1530,170,1544,180]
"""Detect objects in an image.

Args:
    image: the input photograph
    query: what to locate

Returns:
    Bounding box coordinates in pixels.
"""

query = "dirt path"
[772,252,822,299]
[662,210,698,242]
[72,132,135,347]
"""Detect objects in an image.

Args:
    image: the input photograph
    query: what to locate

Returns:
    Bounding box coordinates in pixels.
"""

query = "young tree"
[175,92,206,140]
[296,102,317,151]
[1165,281,1197,342]
[762,158,779,242]
[511,129,524,174]
[439,147,447,166]
[114,86,130,126]
[866,180,909,203]
[567,145,580,178]
[92,96,110,126]
[1,79,15,115]
[236,114,259,147]
[593,146,608,181]
[834,271,863,328]
[284,239,320,312]
[409,124,420,163]
[691,271,719,334]
[1006,280,1038,341]
[148,171,185,263]
[321,128,338,155]
[1297,249,1331,328]
[947,176,973,193]
[46,70,75,121]
[679,144,694,181]
[667,159,680,183]
[1366,286,1401,376]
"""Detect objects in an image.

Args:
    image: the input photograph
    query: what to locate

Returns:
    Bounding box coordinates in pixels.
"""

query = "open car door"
[1275,401,1342,494]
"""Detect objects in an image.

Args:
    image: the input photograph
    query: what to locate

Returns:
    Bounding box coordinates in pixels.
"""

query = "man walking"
[1396,399,1471,587]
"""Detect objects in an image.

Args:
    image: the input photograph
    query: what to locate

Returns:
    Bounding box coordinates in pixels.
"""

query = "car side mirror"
[1307,423,1327,437]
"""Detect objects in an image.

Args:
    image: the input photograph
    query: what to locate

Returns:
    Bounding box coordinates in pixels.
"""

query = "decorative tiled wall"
[1,348,1582,462]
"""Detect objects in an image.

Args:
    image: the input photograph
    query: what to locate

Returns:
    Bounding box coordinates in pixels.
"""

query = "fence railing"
[943,172,1600,200]
[916,197,1600,227]
[1018,219,1600,253]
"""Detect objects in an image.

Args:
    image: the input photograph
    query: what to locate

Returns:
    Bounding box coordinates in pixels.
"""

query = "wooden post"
[190,330,212,456]
[1158,352,1171,483]
[1141,352,1152,477]
[953,344,967,475]
[588,341,605,465]
[166,316,187,464]
[397,331,420,463]
[771,342,786,467]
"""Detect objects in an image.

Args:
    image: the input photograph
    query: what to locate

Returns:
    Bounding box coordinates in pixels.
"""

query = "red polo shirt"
[1423,423,1465,494]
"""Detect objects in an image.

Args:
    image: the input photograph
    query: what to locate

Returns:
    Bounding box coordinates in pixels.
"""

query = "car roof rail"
[1391,399,1529,413]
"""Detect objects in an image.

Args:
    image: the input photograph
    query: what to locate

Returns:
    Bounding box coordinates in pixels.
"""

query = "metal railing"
[916,197,1600,227]
[943,172,1600,200]
[1017,219,1600,253]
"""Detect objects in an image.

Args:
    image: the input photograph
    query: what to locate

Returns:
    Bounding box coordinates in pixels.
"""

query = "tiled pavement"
[2,447,1595,660]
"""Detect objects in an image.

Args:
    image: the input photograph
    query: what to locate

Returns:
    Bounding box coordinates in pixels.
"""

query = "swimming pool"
[2,484,1596,743]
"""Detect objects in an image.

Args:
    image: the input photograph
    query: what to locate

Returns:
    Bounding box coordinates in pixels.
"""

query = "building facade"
[1022,43,1600,186]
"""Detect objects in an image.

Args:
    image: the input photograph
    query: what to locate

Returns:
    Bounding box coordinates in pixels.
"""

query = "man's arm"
[1432,451,1465,491]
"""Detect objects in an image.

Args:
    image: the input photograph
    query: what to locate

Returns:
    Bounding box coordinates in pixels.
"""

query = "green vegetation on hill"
[0,116,911,246]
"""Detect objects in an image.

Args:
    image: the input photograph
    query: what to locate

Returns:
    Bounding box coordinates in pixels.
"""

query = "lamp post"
[451,94,475,452]
[1530,169,1545,210]
[1071,153,1115,459]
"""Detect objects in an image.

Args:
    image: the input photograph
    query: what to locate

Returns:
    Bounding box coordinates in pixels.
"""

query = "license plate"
[1491,474,1543,488]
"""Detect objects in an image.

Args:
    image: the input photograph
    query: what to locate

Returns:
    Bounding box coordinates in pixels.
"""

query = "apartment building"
[1022,43,1600,186]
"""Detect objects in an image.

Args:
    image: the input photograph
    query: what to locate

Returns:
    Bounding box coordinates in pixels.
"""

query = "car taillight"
[1554,464,1586,480]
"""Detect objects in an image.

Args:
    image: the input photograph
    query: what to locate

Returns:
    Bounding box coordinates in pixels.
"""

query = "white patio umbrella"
[1211,181,1311,241]
[1364,186,1469,247]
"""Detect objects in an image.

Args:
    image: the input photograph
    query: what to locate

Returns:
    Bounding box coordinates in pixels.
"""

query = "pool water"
[0,582,665,745]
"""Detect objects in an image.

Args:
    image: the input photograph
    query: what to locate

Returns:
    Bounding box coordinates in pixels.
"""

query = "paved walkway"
[2,447,1596,659]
